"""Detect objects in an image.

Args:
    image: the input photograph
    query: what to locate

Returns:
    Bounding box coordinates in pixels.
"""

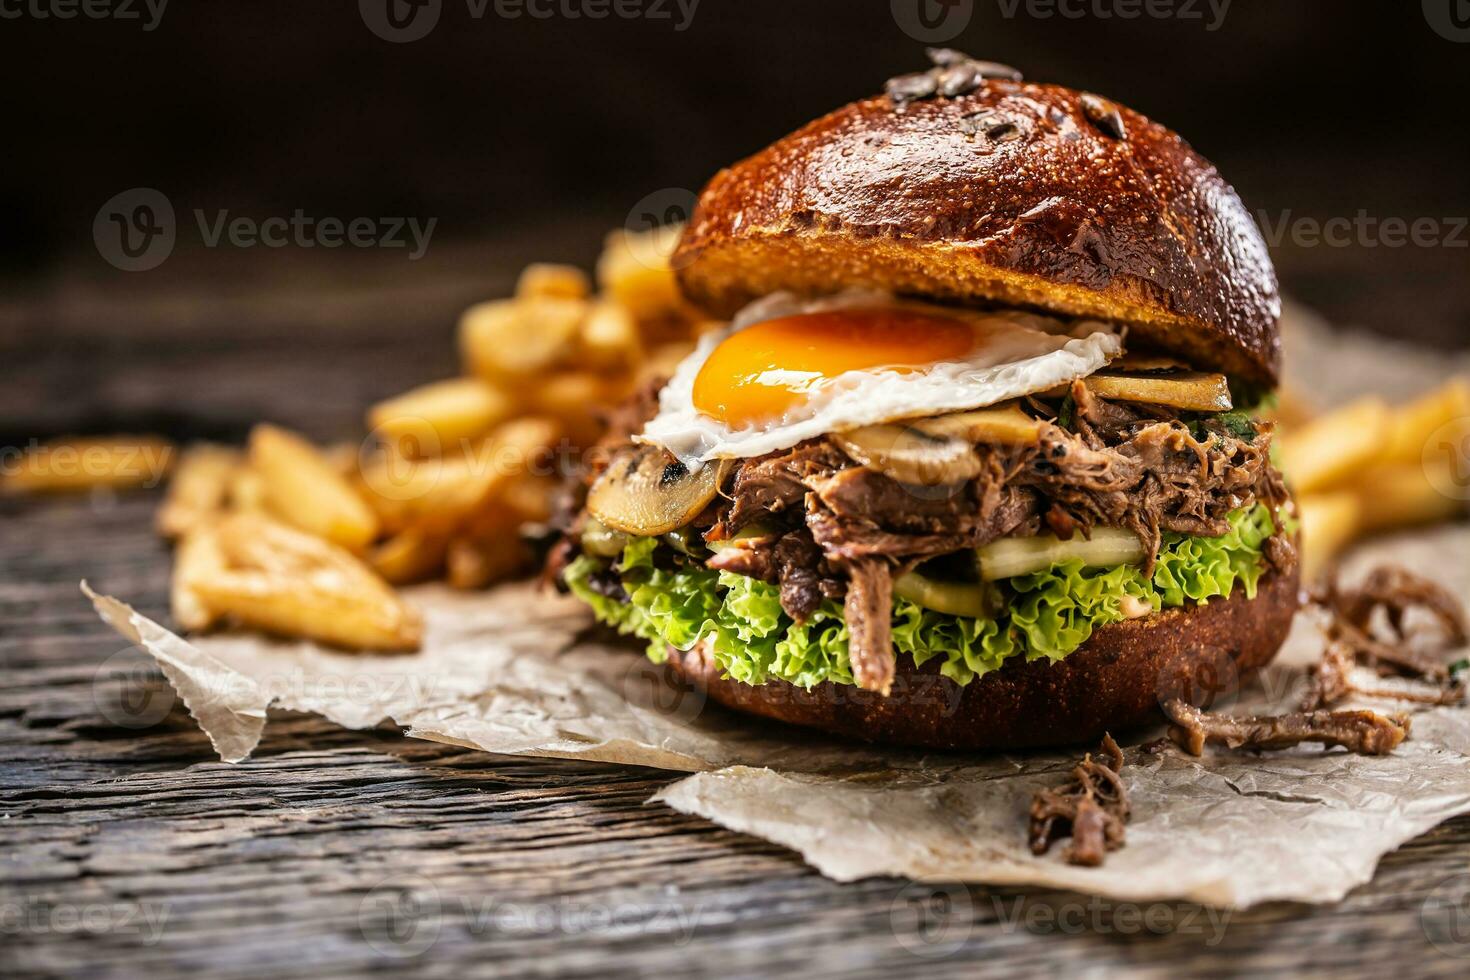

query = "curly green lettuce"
[565,504,1282,690]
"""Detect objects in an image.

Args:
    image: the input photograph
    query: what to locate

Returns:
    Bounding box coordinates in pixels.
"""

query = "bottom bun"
[663,567,1302,750]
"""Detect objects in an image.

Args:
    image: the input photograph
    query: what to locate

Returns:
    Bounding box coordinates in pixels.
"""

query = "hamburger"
[551,52,1300,750]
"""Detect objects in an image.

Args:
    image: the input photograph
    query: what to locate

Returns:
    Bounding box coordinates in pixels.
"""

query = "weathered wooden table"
[4,249,1469,978]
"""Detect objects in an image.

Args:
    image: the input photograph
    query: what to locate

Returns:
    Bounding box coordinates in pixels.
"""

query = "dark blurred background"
[2,0,1466,440]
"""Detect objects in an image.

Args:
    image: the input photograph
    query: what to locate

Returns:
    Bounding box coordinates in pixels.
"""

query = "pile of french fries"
[148,224,704,650]
[1279,379,1470,581]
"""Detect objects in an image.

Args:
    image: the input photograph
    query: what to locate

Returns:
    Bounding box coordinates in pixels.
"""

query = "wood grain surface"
[3,252,1469,978]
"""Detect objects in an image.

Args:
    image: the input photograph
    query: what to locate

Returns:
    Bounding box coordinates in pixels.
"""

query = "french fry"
[1296,492,1363,583]
[172,523,228,631]
[640,340,697,383]
[595,225,686,325]
[185,512,422,651]
[358,417,561,534]
[371,525,450,585]
[459,297,588,381]
[1278,397,1389,495]
[578,300,643,370]
[156,445,241,539]
[1382,378,1470,466]
[357,450,474,532]
[249,424,380,552]
[445,534,533,590]
[367,377,514,457]
[1263,386,1317,432]
[500,473,559,524]
[531,371,624,447]
[1,436,175,495]
[228,466,267,512]
[321,442,361,477]
[515,262,590,300]
[1351,461,1466,534]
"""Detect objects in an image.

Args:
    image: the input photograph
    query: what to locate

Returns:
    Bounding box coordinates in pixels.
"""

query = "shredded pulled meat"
[1028,734,1129,867]
[704,389,1291,687]
[1301,565,1468,709]
[1162,699,1411,757]
[558,375,1296,693]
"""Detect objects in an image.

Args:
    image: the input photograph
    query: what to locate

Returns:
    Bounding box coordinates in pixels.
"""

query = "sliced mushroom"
[909,403,1043,446]
[587,445,728,537]
[1080,372,1232,412]
[831,424,982,487]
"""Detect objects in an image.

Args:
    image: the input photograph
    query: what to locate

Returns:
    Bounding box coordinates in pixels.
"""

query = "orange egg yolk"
[691,308,980,428]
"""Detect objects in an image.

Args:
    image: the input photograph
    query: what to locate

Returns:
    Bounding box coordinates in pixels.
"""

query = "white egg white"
[638,290,1124,466]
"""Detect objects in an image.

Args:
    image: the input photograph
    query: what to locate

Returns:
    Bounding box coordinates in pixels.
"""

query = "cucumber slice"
[892,570,992,618]
[978,528,1144,581]
[580,517,631,558]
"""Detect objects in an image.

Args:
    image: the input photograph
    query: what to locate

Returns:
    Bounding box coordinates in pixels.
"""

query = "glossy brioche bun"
[674,82,1282,386]
[662,566,1301,751]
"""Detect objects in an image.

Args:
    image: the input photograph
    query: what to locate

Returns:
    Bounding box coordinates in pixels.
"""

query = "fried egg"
[639,290,1124,466]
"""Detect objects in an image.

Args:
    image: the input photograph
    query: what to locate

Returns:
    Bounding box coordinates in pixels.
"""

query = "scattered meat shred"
[1162,699,1411,757]
[844,558,896,694]
[1028,733,1130,867]
[1301,566,1468,710]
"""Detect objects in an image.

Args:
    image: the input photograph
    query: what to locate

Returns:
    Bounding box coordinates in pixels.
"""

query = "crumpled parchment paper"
[83,305,1470,908]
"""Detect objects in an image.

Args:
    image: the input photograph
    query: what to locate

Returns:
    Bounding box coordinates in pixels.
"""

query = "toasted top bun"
[675,81,1282,386]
